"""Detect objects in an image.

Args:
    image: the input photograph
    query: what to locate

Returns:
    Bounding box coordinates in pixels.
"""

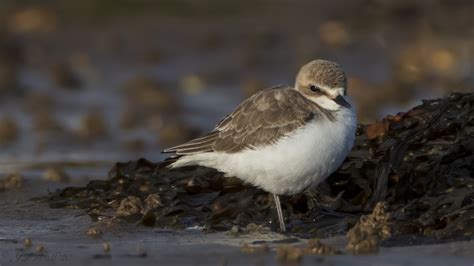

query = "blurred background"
[0,0,472,166]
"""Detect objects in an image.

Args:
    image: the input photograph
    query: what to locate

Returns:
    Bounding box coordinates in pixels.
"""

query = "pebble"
[103,242,111,253]
[24,238,32,248]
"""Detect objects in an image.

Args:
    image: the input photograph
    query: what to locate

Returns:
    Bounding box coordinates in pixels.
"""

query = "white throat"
[308,95,341,111]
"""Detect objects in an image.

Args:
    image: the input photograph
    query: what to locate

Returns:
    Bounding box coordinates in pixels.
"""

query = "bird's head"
[295,59,350,111]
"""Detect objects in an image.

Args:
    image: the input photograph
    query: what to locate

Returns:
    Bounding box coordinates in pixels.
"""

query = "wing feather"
[162,85,321,155]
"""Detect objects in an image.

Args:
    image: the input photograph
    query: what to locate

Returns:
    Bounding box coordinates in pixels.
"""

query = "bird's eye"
[309,85,321,93]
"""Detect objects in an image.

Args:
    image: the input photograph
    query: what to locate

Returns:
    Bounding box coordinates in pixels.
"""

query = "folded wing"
[162,85,319,155]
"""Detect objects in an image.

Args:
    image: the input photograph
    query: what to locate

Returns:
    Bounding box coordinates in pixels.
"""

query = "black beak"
[333,95,351,108]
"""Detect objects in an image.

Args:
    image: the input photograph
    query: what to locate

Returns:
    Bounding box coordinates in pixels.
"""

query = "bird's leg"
[272,193,286,232]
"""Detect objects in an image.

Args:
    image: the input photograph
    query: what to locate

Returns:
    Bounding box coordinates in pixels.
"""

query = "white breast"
[171,108,357,195]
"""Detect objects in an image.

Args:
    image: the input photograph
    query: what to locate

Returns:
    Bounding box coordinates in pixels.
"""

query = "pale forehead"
[296,60,347,88]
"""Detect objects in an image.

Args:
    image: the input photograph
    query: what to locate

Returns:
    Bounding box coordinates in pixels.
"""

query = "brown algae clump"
[36,245,45,253]
[0,172,24,191]
[346,202,392,254]
[24,238,32,248]
[305,239,339,255]
[86,227,102,238]
[272,239,339,261]
[143,193,163,211]
[42,167,70,182]
[240,243,269,254]
[276,245,304,263]
[103,242,111,253]
[116,196,143,217]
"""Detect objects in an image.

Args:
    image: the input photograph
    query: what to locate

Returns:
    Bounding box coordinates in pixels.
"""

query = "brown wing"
[162,85,319,155]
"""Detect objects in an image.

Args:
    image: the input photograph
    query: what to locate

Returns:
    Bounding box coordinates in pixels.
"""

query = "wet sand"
[0,174,473,266]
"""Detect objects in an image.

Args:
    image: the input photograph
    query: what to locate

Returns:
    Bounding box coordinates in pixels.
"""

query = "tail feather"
[157,156,180,169]
[162,131,218,155]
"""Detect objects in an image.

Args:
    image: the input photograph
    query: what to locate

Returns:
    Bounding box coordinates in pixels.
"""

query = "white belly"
[171,109,356,195]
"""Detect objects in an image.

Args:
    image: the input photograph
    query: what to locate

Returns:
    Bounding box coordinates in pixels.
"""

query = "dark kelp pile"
[47,93,474,240]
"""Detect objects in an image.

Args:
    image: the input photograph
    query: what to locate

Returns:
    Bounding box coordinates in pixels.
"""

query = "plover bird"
[163,59,357,232]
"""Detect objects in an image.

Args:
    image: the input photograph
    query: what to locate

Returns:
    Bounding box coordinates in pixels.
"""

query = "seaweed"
[46,92,474,240]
